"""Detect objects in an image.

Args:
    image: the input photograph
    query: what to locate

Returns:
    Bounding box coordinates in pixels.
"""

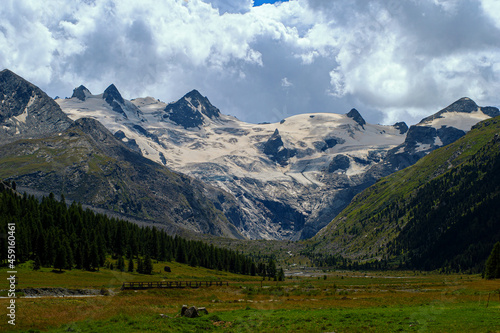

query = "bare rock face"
[71,85,91,101]
[393,122,409,134]
[0,69,73,146]
[263,129,296,166]
[346,108,366,128]
[103,84,127,118]
[163,89,221,129]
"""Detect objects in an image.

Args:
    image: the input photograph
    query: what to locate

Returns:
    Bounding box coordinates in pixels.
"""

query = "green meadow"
[1,261,499,332]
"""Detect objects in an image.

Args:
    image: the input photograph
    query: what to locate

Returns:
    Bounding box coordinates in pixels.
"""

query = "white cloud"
[281,77,293,87]
[0,0,499,126]
[480,0,500,30]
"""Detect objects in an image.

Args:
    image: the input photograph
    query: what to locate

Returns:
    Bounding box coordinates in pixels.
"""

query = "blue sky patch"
[253,0,288,6]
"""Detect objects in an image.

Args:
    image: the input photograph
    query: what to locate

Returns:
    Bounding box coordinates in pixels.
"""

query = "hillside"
[310,116,500,272]
[0,185,255,275]
[0,118,243,239]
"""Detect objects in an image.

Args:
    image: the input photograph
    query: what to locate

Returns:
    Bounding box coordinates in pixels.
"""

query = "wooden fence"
[121,281,229,290]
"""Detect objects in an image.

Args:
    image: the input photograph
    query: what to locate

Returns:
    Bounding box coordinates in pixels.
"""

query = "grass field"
[1,261,499,332]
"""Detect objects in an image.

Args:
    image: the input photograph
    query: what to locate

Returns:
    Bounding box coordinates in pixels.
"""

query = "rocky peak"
[0,69,72,145]
[263,129,296,166]
[346,108,366,128]
[102,84,127,118]
[183,89,221,119]
[163,89,220,129]
[71,85,91,101]
[419,97,480,124]
[164,99,203,129]
[103,84,125,105]
[0,69,31,120]
[444,97,479,113]
[184,89,205,103]
[0,69,17,84]
[393,122,409,134]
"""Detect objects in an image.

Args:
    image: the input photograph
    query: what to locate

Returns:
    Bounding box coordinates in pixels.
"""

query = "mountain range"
[0,69,242,239]
[1,68,498,243]
[309,115,500,272]
[57,80,497,240]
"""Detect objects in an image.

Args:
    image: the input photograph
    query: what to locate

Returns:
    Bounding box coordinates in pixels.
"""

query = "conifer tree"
[143,255,153,275]
[33,255,41,271]
[484,242,500,279]
[128,254,134,272]
[63,239,74,270]
[267,258,277,280]
[189,254,198,267]
[74,245,83,270]
[90,241,100,271]
[117,255,125,272]
[176,241,187,264]
[137,257,143,274]
[250,262,256,276]
[277,268,285,281]
[53,243,67,272]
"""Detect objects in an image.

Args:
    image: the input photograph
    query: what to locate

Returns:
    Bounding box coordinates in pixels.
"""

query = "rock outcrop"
[0,69,73,146]
[71,85,91,101]
[163,89,221,129]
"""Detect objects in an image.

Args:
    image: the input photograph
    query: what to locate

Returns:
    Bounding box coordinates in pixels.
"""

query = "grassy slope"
[3,260,258,291]
[308,116,500,261]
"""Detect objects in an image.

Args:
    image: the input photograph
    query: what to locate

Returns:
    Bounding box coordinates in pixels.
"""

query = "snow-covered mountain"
[57,87,498,240]
[383,97,498,171]
[0,70,243,239]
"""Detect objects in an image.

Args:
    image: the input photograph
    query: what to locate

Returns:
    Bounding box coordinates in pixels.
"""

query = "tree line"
[0,184,266,276]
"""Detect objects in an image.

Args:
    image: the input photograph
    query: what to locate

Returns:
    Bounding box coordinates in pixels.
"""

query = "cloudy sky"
[1,0,499,125]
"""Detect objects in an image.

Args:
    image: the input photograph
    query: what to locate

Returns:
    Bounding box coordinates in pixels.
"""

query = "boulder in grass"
[181,305,188,317]
[183,306,199,318]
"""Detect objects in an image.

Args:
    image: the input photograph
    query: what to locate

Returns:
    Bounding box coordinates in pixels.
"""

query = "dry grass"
[1,264,499,332]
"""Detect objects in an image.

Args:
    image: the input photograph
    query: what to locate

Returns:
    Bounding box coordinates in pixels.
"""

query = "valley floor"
[1,262,499,332]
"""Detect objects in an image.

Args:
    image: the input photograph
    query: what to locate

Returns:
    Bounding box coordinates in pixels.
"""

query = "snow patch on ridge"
[423,111,489,131]
[14,95,35,123]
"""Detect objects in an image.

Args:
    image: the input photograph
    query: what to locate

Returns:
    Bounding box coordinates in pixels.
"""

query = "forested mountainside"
[309,116,500,273]
[0,184,264,276]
